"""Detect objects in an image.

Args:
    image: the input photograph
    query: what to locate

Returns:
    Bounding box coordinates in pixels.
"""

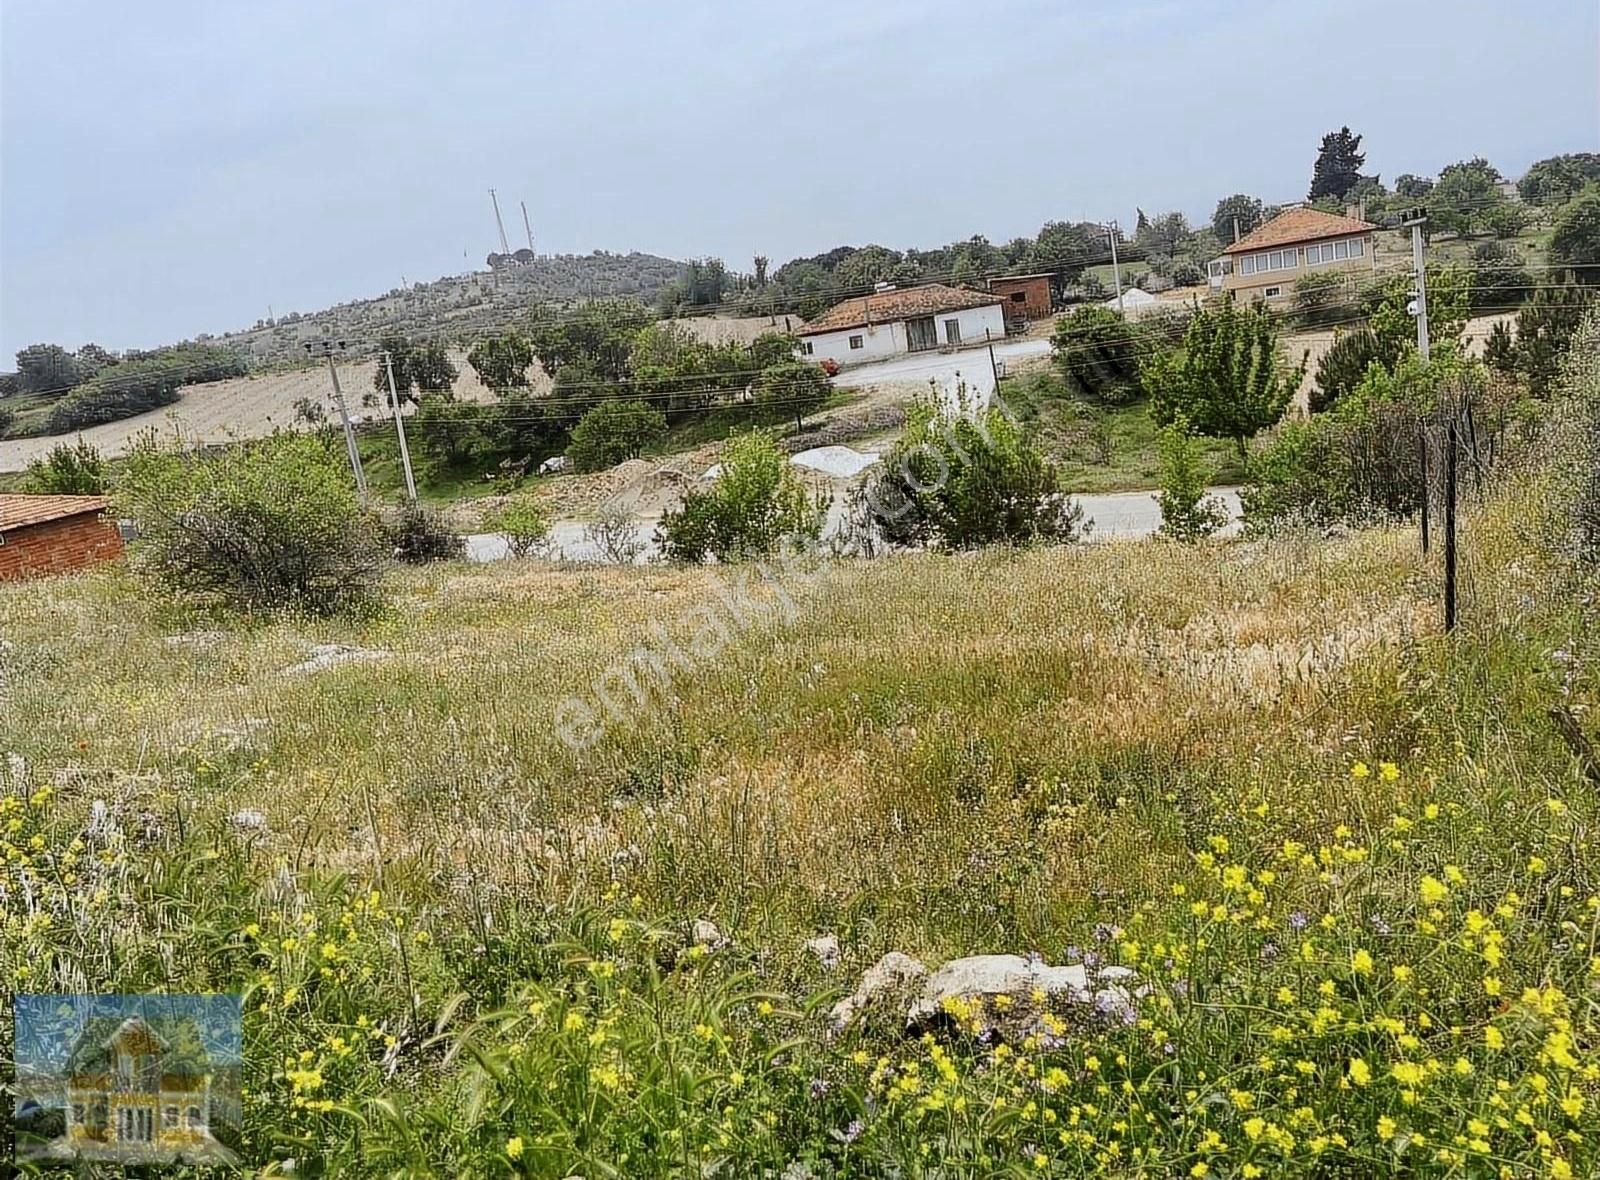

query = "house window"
[944,318,962,345]
[848,335,863,350]
[1263,285,1283,298]
[71,1103,85,1125]
[1240,255,1255,276]
[801,341,813,355]
[1350,237,1365,257]
[1009,291,1027,303]
[164,1105,180,1130]
[1333,240,1348,260]
[187,1105,203,1129]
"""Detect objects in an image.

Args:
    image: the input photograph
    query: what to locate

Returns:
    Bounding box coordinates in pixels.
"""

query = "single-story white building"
[797,284,1006,367]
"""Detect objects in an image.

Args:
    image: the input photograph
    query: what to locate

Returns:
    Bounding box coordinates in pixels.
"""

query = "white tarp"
[790,446,881,478]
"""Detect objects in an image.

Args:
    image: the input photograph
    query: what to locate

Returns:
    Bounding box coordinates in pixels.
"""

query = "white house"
[797,284,1006,367]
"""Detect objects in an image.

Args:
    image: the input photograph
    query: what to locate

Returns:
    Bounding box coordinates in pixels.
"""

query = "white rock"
[692,918,725,948]
[830,951,927,1029]
[282,644,391,676]
[229,808,269,835]
[907,954,1090,1026]
[805,934,841,970]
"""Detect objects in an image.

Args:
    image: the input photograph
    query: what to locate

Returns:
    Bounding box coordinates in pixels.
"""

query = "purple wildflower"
[1288,911,1309,931]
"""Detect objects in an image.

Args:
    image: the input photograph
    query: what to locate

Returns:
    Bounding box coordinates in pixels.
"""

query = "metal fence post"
[1444,416,1457,633]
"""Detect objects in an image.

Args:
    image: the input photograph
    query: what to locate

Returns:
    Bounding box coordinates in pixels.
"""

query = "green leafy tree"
[1311,329,1384,414]
[1309,127,1366,201]
[1394,173,1434,199]
[1518,153,1600,205]
[1146,299,1306,458]
[45,344,247,433]
[1427,158,1504,235]
[1211,194,1264,245]
[527,298,652,380]
[1292,271,1346,328]
[657,431,825,563]
[861,395,1084,550]
[412,394,492,467]
[1050,306,1142,405]
[1484,321,1518,376]
[15,343,82,394]
[567,399,667,472]
[74,343,117,378]
[1369,268,1471,366]
[752,360,831,430]
[753,255,769,287]
[22,438,108,494]
[1157,416,1228,541]
[1032,220,1097,282]
[0,405,13,436]
[834,245,903,291]
[1468,240,1532,312]
[1549,187,1600,284]
[749,332,798,369]
[116,431,385,615]
[375,336,458,401]
[467,332,535,391]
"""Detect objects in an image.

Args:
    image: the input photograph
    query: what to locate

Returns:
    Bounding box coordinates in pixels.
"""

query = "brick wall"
[0,512,125,582]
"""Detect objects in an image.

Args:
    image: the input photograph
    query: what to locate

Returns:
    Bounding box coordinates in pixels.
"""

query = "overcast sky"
[2,0,1596,359]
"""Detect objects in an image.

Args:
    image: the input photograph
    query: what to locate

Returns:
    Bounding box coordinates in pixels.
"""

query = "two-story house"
[63,1016,219,1157]
[1207,207,1378,303]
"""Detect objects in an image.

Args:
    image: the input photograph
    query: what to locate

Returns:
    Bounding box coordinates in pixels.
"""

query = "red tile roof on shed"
[1221,207,1377,255]
[799,284,1002,335]
[0,494,113,531]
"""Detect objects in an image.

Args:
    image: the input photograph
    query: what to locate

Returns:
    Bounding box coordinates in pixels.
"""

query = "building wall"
[0,512,124,582]
[1221,232,1375,302]
[989,277,1052,320]
[799,320,907,365]
[935,303,1007,348]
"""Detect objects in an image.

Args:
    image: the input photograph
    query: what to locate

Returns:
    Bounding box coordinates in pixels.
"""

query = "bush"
[1156,417,1227,541]
[0,404,14,437]
[411,394,493,468]
[1550,187,1600,284]
[751,361,831,430]
[860,396,1084,550]
[1468,241,1532,313]
[490,497,552,558]
[44,345,246,434]
[117,432,385,615]
[657,431,824,563]
[1507,280,1592,396]
[1049,306,1142,405]
[386,503,465,564]
[568,399,668,472]
[582,506,646,564]
[748,332,799,368]
[1292,271,1345,328]
[22,438,108,494]
[1311,329,1384,414]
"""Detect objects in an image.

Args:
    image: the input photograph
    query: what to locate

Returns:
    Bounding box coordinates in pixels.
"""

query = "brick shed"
[987,273,1053,323]
[0,495,124,582]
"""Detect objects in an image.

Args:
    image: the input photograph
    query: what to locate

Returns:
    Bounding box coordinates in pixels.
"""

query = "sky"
[2,0,1596,359]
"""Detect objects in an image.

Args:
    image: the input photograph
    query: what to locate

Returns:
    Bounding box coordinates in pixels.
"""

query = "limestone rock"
[804,934,841,970]
[907,954,1090,1028]
[692,918,726,949]
[830,952,927,1029]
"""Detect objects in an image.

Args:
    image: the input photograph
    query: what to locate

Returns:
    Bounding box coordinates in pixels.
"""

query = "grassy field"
[3,457,1598,1174]
[1003,366,1248,492]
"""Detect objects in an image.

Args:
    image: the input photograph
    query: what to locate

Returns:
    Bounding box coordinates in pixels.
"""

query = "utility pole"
[985,328,1002,396]
[382,350,418,502]
[1404,209,1430,361]
[488,188,510,255]
[520,200,535,254]
[1107,222,1125,316]
[303,340,368,500]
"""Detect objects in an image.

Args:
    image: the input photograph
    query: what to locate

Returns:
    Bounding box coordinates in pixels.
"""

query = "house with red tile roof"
[796,284,1006,367]
[1207,207,1378,303]
[0,495,124,582]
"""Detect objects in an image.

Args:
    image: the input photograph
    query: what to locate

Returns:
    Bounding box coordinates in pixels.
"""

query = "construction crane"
[488,189,511,255]
[520,200,535,255]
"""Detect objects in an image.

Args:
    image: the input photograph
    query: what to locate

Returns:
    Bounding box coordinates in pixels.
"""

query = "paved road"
[465,485,1241,563]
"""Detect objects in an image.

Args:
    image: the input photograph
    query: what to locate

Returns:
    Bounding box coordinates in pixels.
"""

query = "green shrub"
[1292,271,1345,328]
[21,438,108,494]
[1050,305,1142,405]
[412,394,493,468]
[568,399,668,472]
[44,345,246,433]
[748,332,799,368]
[862,396,1084,550]
[1507,280,1592,396]
[0,404,15,437]
[386,503,465,564]
[1156,417,1227,541]
[490,497,552,558]
[116,432,385,615]
[657,431,824,563]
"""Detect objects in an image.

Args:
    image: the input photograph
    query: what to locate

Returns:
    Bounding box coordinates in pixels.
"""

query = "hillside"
[206,251,687,366]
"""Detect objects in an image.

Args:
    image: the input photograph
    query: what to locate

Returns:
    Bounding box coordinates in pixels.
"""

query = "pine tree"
[1309,127,1366,202]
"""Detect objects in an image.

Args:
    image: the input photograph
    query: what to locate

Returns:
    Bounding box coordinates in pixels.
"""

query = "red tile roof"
[799,284,1002,335]
[0,494,113,531]
[1221,207,1378,255]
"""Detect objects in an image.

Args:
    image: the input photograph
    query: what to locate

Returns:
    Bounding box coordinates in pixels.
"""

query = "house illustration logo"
[14,994,241,1165]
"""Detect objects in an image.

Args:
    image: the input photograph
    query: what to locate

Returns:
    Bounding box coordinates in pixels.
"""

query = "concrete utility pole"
[1107,222,1125,316]
[382,350,418,502]
[488,188,511,255]
[1404,209,1431,361]
[304,340,368,500]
